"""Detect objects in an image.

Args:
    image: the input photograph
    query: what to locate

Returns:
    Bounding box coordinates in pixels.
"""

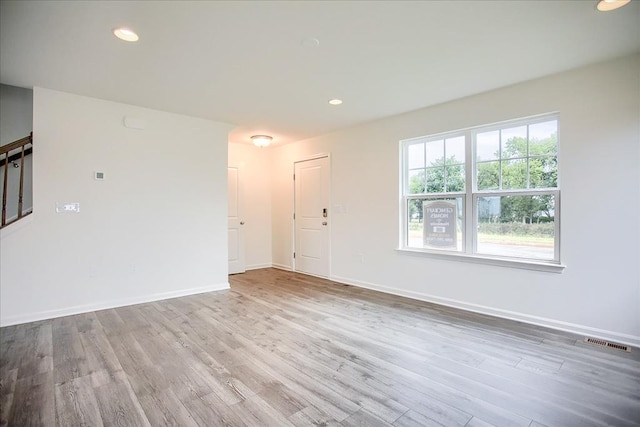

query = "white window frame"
[398,113,564,273]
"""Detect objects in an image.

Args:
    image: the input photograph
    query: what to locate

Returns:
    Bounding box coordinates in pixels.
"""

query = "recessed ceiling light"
[328,99,343,106]
[596,0,630,11]
[113,27,139,42]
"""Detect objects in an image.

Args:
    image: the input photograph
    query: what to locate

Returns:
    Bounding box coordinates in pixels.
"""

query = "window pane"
[529,120,558,156]
[529,156,557,188]
[529,121,557,156]
[408,169,425,194]
[476,130,499,161]
[501,159,526,189]
[477,161,499,190]
[501,126,527,159]
[446,136,465,164]
[407,197,463,251]
[408,198,423,226]
[408,143,425,169]
[426,167,445,193]
[476,194,555,261]
[445,165,465,192]
[426,139,444,166]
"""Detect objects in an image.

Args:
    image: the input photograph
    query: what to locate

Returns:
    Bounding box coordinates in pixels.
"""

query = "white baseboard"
[0,282,230,327]
[330,274,640,348]
[271,263,292,271]
[246,263,273,271]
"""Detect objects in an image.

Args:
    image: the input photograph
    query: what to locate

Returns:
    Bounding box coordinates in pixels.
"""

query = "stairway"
[1,132,33,228]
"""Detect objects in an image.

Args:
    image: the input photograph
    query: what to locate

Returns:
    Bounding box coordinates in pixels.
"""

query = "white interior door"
[228,166,245,274]
[294,156,330,278]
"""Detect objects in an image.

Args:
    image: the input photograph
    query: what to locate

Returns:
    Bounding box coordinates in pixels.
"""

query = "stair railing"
[1,132,33,228]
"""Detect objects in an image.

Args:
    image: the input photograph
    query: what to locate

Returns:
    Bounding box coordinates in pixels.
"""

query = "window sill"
[396,248,565,273]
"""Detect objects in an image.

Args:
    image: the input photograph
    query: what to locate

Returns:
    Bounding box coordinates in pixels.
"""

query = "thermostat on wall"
[94,171,105,180]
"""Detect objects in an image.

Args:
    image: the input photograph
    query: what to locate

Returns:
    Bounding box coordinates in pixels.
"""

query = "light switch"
[56,202,80,213]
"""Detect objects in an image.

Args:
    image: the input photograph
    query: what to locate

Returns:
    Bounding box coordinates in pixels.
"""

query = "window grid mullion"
[498,129,503,191]
[526,124,531,189]
[465,130,474,254]
[423,141,427,194]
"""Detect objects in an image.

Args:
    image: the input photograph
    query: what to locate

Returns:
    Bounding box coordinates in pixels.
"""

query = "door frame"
[228,164,246,275]
[292,153,331,278]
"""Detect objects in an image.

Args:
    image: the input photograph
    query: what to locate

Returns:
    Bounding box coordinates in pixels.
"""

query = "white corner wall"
[271,54,640,346]
[228,143,273,270]
[0,88,233,326]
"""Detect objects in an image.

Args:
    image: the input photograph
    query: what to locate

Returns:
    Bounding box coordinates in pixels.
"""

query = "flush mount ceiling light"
[596,0,630,11]
[328,99,343,105]
[251,135,272,147]
[113,27,139,42]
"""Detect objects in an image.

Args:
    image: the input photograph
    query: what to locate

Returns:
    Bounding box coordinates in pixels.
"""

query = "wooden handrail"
[2,132,33,228]
[1,133,32,155]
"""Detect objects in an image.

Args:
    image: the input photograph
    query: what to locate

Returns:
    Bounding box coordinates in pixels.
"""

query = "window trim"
[395,247,565,273]
[399,113,565,273]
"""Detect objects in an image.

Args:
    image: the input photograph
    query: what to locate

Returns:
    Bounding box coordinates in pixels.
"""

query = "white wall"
[0,84,32,146]
[271,54,640,346]
[0,88,233,326]
[228,143,273,270]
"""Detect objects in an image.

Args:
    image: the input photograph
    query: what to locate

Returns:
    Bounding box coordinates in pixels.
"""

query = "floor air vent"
[584,337,630,352]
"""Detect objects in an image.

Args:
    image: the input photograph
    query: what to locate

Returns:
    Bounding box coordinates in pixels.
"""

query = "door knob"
[322,221,327,226]
[240,221,245,225]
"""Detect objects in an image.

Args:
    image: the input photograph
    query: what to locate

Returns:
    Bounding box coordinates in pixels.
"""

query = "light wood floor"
[1,268,639,426]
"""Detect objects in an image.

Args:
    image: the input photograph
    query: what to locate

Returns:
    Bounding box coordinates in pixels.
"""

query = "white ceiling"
[1,1,639,146]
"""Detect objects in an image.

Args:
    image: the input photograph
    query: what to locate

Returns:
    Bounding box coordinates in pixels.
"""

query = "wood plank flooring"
[1,268,639,426]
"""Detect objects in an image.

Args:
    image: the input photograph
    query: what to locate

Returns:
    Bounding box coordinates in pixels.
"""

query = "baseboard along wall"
[329,274,640,348]
[0,283,230,327]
